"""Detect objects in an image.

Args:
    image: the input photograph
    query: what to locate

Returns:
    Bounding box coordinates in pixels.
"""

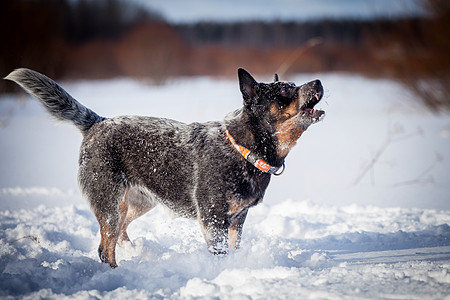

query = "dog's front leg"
[199,214,229,255]
[228,208,248,250]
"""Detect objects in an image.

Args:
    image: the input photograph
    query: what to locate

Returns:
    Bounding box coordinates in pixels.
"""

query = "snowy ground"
[0,73,449,299]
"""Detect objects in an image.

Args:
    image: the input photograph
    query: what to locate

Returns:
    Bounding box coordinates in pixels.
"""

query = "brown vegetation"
[369,0,450,111]
[1,0,448,111]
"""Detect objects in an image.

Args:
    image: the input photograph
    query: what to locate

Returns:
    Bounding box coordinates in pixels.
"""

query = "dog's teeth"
[315,94,321,101]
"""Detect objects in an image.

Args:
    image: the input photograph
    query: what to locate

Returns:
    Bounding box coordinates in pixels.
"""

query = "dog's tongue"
[307,108,325,121]
[306,108,323,115]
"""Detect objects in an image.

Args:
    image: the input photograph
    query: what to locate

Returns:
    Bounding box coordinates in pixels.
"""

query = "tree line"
[1,0,448,110]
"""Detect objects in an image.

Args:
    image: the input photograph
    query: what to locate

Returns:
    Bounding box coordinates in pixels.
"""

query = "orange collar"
[225,129,285,176]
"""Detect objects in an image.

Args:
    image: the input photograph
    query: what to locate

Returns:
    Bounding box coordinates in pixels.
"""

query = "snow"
[0,73,450,298]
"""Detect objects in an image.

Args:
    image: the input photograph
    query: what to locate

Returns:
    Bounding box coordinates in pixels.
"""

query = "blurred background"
[1,0,449,111]
[1,2,450,296]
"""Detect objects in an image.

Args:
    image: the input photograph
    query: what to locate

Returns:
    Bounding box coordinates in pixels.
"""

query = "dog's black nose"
[306,79,322,89]
[312,80,323,94]
[313,79,322,88]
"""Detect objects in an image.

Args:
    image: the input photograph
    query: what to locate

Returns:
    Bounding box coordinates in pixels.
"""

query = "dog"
[5,68,324,268]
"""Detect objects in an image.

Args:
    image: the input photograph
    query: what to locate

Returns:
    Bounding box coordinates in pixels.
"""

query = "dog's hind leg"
[97,213,120,268]
[95,191,128,268]
[118,186,156,247]
[80,173,126,268]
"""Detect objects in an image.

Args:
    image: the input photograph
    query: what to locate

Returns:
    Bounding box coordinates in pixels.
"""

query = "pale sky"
[133,0,426,23]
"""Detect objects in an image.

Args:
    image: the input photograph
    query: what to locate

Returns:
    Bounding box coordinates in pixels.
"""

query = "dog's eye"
[280,86,288,97]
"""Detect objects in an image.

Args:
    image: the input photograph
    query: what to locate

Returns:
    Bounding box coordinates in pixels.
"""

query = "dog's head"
[238,68,324,158]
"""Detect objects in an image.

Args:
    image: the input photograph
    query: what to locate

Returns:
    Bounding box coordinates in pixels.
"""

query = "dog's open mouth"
[301,90,325,121]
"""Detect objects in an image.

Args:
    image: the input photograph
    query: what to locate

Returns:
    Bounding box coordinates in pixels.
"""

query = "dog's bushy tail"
[5,68,105,132]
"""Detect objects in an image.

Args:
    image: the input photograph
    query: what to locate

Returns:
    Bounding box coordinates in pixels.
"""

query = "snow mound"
[0,200,449,298]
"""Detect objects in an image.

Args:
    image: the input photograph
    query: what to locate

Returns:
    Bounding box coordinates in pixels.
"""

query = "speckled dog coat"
[5,68,324,268]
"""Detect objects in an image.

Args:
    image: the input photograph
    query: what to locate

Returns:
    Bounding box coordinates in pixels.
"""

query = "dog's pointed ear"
[238,68,258,103]
[273,73,279,82]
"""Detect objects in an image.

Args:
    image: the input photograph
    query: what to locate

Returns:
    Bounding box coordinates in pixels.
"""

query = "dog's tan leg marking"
[97,218,119,268]
[227,206,241,249]
[226,196,250,251]
[228,209,248,250]
[117,200,129,247]
[228,225,239,249]
[118,186,156,247]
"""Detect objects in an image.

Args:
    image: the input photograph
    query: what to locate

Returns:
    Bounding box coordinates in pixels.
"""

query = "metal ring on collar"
[273,162,285,176]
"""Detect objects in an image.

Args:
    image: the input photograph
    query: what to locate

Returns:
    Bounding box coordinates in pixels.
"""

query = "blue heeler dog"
[5,68,324,268]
